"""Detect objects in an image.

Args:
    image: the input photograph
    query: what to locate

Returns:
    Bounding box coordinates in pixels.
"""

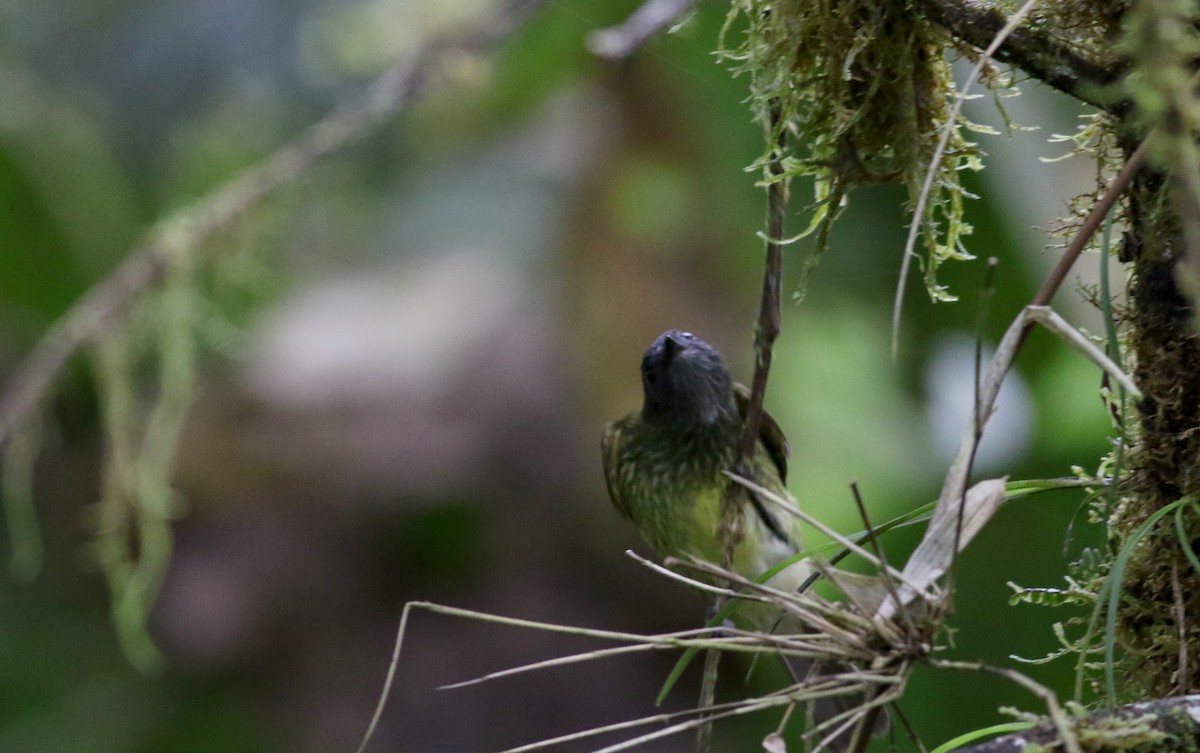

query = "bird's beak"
[662,334,680,359]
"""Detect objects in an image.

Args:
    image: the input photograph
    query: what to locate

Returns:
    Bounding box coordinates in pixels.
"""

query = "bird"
[601,329,883,751]
[600,328,804,594]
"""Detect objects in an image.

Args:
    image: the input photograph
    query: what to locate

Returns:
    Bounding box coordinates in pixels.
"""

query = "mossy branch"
[914,0,1124,113]
[956,694,1200,753]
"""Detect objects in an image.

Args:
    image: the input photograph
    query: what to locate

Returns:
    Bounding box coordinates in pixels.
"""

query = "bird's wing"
[733,382,790,483]
[600,420,632,519]
[731,383,796,550]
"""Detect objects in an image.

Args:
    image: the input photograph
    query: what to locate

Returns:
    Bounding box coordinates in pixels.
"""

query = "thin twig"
[738,103,788,470]
[849,482,912,638]
[888,702,929,753]
[1031,142,1148,309]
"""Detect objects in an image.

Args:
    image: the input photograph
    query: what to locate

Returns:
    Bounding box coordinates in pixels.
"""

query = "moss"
[1077,712,1166,749]
[1118,0,1200,165]
[1105,163,1200,701]
[721,0,981,299]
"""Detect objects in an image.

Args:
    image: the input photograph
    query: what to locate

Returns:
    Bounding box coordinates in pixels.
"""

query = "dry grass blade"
[876,478,1007,620]
[445,628,844,693]
[587,696,793,753]
[439,636,706,691]
[811,680,904,752]
[355,601,416,753]
[1024,306,1143,399]
[624,549,746,597]
[358,599,877,753]
[725,473,916,591]
[670,557,878,651]
[937,308,1030,508]
[354,601,767,753]
[498,692,792,753]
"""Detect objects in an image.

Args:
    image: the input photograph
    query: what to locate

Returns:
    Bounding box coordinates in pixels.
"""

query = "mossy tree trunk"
[1120,158,1200,698]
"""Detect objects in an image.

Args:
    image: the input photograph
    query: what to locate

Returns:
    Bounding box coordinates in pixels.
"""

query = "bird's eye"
[645,370,658,385]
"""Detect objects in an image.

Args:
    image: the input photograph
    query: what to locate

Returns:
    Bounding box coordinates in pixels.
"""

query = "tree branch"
[958,694,1200,752]
[914,0,1123,113]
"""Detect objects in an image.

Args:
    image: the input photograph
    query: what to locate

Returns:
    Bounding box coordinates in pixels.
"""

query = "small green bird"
[601,329,803,593]
[602,332,883,749]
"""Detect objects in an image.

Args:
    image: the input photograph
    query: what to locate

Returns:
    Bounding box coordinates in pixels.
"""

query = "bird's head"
[640,330,737,426]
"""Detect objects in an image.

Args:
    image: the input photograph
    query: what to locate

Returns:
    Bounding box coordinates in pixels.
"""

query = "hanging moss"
[721,0,983,300]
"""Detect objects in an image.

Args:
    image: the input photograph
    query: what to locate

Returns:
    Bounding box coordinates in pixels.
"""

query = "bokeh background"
[0,0,1123,750]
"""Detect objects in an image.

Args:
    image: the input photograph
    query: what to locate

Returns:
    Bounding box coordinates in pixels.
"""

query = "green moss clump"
[721,0,982,300]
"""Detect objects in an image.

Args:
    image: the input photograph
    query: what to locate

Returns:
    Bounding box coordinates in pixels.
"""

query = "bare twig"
[738,104,788,470]
[888,703,929,753]
[587,0,698,60]
[1031,142,1148,309]
[0,0,545,454]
